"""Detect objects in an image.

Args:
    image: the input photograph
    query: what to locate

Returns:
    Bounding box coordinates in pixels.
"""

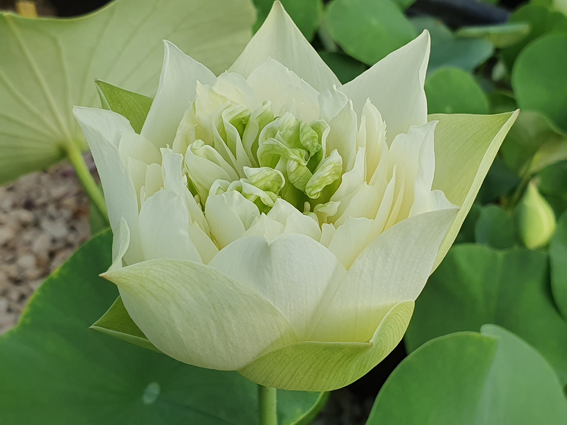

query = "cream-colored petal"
[142,41,216,148]
[205,190,260,248]
[161,149,208,232]
[247,58,319,122]
[327,217,374,269]
[214,72,260,110]
[188,222,219,264]
[268,198,321,240]
[110,217,130,271]
[118,132,161,166]
[341,31,430,141]
[243,214,284,241]
[139,190,202,263]
[104,259,297,370]
[73,107,143,264]
[309,207,458,343]
[210,234,347,339]
[326,101,358,172]
[229,2,340,92]
[431,111,519,270]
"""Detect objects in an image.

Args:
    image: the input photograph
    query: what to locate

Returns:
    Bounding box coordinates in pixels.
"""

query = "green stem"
[65,141,109,224]
[507,160,534,212]
[258,385,277,425]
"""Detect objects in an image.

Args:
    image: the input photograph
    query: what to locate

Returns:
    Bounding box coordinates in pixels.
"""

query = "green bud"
[516,181,557,249]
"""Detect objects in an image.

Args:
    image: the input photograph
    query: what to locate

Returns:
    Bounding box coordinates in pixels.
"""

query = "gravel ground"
[0,162,91,334]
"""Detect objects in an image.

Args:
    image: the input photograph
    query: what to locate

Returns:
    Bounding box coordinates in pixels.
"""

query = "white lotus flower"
[75,2,517,391]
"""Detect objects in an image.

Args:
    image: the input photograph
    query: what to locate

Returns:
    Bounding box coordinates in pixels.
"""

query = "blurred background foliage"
[2,0,567,424]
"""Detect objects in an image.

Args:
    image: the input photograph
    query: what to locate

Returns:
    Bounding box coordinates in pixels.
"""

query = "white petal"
[185,141,238,201]
[110,217,130,271]
[73,107,143,264]
[327,217,374,269]
[340,31,430,141]
[334,183,383,227]
[139,190,202,263]
[142,41,216,148]
[326,101,358,172]
[161,149,208,232]
[209,234,347,339]
[358,100,388,183]
[229,2,340,92]
[247,58,320,122]
[143,163,163,200]
[105,260,297,370]
[118,132,161,166]
[214,72,260,110]
[268,198,321,240]
[319,87,349,123]
[245,214,286,241]
[205,190,260,248]
[188,222,219,264]
[309,207,458,343]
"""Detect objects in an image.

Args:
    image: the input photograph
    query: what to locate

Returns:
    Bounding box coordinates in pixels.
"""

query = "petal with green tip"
[104,259,298,371]
[431,111,519,269]
[238,301,414,392]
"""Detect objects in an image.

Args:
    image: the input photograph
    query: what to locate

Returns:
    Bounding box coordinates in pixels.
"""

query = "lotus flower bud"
[75,1,518,391]
[516,181,556,249]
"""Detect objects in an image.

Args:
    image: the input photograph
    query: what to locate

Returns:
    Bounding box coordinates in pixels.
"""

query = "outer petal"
[138,190,202,263]
[104,259,297,370]
[238,301,414,391]
[340,31,430,141]
[309,207,458,343]
[431,111,519,270]
[209,234,346,339]
[141,41,216,148]
[229,2,340,92]
[73,107,143,264]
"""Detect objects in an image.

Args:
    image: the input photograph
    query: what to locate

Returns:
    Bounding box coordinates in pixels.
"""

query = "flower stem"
[65,141,109,225]
[258,385,278,425]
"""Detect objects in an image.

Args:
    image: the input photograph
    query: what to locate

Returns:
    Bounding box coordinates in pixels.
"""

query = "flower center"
[182,98,343,217]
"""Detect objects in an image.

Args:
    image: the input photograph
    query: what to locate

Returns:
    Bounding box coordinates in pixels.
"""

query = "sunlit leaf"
[0,0,255,184]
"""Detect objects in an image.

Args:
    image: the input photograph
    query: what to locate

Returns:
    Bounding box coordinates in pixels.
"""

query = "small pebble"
[0,161,91,335]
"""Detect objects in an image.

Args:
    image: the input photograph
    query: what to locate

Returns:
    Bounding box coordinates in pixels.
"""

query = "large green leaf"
[550,211,567,320]
[501,4,567,69]
[412,17,493,74]
[318,51,367,84]
[0,232,323,425]
[474,205,516,249]
[538,160,567,216]
[326,0,417,65]
[425,67,489,114]
[367,326,567,425]
[0,0,255,184]
[406,245,567,384]
[512,34,567,132]
[253,0,322,40]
